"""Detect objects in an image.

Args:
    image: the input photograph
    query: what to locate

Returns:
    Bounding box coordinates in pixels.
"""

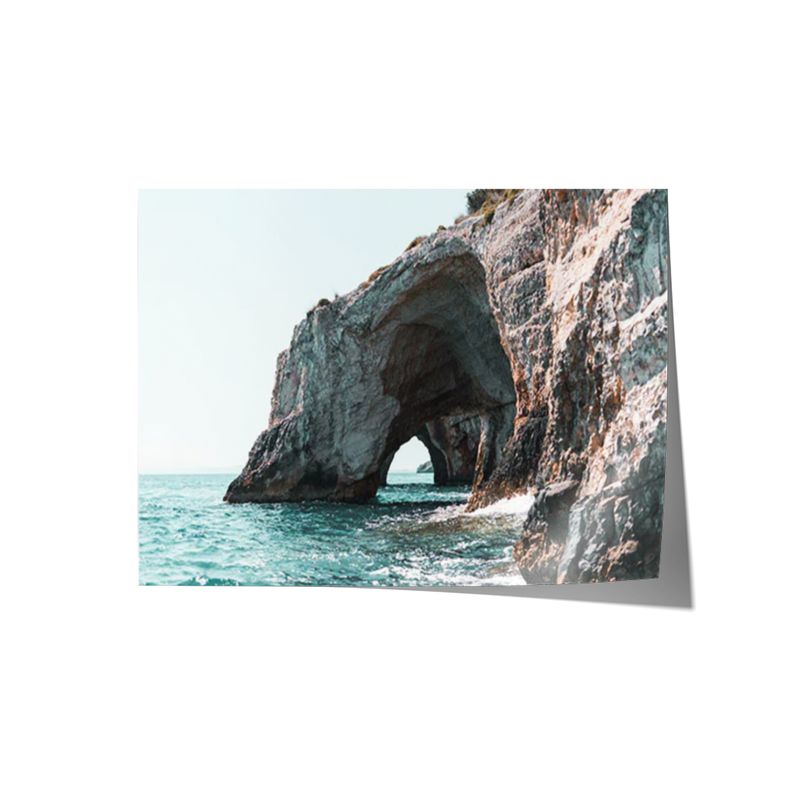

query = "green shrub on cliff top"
[466,189,490,213]
[504,189,522,204]
[466,189,523,226]
[307,297,331,314]
[466,189,505,213]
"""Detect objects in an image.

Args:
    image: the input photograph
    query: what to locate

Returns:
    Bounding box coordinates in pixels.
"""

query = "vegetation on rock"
[467,186,486,214]
[466,189,524,226]
[307,297,331,314]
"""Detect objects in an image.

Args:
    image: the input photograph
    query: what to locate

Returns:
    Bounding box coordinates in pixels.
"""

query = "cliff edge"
[225,190,669,583]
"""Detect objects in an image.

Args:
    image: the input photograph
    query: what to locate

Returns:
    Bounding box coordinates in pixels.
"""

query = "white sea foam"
[465,490,535,517]
[426,503,470,522]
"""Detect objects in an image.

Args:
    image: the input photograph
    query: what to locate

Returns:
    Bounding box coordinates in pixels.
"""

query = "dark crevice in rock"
[469,413,548,508]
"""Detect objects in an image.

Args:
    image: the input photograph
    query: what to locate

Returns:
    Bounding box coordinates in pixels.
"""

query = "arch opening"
[377,437,436,485]
[226,249,519,504]
[369,252,517,498]
[378,416,478,487]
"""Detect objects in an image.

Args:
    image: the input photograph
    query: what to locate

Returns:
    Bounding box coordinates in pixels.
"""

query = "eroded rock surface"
[225,190,669,584]
[225,243,515,503]
[417,413,482,485]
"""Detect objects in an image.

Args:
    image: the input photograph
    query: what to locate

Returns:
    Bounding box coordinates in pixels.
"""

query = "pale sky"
[139,190,469,474]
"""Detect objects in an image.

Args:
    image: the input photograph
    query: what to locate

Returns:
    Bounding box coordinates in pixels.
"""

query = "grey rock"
[225,234,516,503]
[417,413,482,485]
[225,189,669,583]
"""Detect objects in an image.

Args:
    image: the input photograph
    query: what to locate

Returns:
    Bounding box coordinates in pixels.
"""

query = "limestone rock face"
[484,190,668,582]
[225,189,669,584]
[225,239,516,503]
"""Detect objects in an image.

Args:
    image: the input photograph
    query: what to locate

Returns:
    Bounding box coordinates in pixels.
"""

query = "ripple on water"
[139,473,526,586]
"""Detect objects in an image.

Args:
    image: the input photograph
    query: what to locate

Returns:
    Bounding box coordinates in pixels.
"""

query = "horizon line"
[139,468,428,476]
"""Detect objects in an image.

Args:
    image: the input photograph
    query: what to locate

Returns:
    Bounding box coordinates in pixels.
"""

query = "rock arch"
[224,189,671,585]
[225,245,516,503]
[377,413,484,487]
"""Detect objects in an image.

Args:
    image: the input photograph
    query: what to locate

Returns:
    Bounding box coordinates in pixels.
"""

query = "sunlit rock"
[225,190,669,583]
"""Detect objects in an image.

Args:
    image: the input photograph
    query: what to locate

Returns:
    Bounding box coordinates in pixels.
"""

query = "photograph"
[139,189,669,586]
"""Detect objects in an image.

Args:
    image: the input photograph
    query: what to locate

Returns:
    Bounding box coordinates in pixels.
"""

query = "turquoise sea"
[139,471,526,586]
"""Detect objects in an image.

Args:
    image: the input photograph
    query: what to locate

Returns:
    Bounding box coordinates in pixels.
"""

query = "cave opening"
[369,252,518,499]
[380,437,432,482]
[225,249,520,505]
[378,422,468,487]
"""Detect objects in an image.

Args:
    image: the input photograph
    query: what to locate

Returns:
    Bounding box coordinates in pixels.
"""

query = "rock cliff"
[225,190,669,583]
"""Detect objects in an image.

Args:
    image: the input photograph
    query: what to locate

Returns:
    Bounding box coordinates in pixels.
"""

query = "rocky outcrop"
[416,460,433,474]
[225,238,516,503]
[225,190,669,584]
[416,413,481,484]
[480,190,669,582]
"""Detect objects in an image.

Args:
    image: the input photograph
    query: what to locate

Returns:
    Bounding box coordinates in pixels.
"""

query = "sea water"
[139,471,527,586]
